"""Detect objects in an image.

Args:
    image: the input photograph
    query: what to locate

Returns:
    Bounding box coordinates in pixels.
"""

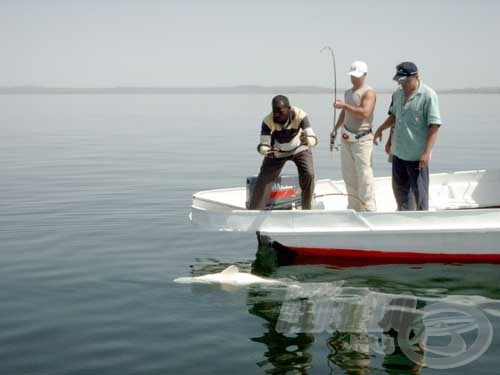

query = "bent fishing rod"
[320,46,338,152]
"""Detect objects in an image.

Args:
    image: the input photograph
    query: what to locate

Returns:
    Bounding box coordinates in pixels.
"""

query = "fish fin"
[220,265,239,275]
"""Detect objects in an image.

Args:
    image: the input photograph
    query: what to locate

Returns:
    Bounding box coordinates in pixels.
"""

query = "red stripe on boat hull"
[279,245,500,267]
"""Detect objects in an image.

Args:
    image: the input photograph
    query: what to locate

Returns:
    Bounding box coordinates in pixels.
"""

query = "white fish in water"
[174,265,284,286]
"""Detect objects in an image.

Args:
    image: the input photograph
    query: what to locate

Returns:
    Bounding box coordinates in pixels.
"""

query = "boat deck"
[193,170,499,213]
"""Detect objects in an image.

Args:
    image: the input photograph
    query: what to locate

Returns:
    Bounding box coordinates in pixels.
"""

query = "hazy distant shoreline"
[1,85,500,95]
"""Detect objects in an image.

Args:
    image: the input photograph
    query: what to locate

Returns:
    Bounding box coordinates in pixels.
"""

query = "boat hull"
[266,231,500,267]
[191,170,500,266]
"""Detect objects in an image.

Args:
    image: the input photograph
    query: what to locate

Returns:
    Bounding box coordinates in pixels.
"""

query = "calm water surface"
[1,93,499,374]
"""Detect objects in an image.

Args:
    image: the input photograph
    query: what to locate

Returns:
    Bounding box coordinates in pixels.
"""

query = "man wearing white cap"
[330,61,377,211]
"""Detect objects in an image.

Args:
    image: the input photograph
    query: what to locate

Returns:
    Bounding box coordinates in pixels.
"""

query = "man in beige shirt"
[248,95,317,210]
[331,61,377,211]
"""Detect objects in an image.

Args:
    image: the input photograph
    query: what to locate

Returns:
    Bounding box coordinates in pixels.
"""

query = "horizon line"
[1,84,500,94]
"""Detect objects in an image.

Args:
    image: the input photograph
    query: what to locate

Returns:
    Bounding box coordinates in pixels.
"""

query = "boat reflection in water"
[249,248,426,374]
[247,294,315,373]
[325,294,424,374]
[178,247,495,374]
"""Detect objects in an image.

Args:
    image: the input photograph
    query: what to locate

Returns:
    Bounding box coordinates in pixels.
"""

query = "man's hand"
[373,127,384,145]
[258,144,271,156]
[299,132,309,145]
[329,130,337,151]
[265,149,277,158]
[420,151,431,168]
[385,139,391,155]
[373,115,395,145]
[330,130,337,141]
[334,100,345,110]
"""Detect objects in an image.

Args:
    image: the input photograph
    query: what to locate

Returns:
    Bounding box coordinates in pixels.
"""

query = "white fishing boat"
[190,170,500,266]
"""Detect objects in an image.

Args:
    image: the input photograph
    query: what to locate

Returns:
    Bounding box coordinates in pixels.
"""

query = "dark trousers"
[248,150,315,210]
[392,155,429,211]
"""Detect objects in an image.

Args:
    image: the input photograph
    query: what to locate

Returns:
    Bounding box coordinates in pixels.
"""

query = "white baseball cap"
[347,61,368,77]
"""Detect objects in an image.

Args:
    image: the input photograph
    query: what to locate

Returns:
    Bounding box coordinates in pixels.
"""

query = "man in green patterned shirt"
[374,62,441,210]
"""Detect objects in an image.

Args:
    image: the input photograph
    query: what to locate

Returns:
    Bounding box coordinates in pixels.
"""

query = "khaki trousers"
[340,134,376,212]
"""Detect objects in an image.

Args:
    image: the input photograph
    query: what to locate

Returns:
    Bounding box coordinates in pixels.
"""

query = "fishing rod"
[320,46,338,153]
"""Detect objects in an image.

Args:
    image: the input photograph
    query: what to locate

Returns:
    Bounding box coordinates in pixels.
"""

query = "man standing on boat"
[248,95,317,210]
[330,61,377,212]
[373,62,441,210]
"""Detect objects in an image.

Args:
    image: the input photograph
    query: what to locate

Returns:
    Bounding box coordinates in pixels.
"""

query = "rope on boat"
[314,192,367,210]
[269,192,367,211]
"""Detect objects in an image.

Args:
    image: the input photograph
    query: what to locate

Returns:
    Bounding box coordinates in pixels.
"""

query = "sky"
[1,0,499,90]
